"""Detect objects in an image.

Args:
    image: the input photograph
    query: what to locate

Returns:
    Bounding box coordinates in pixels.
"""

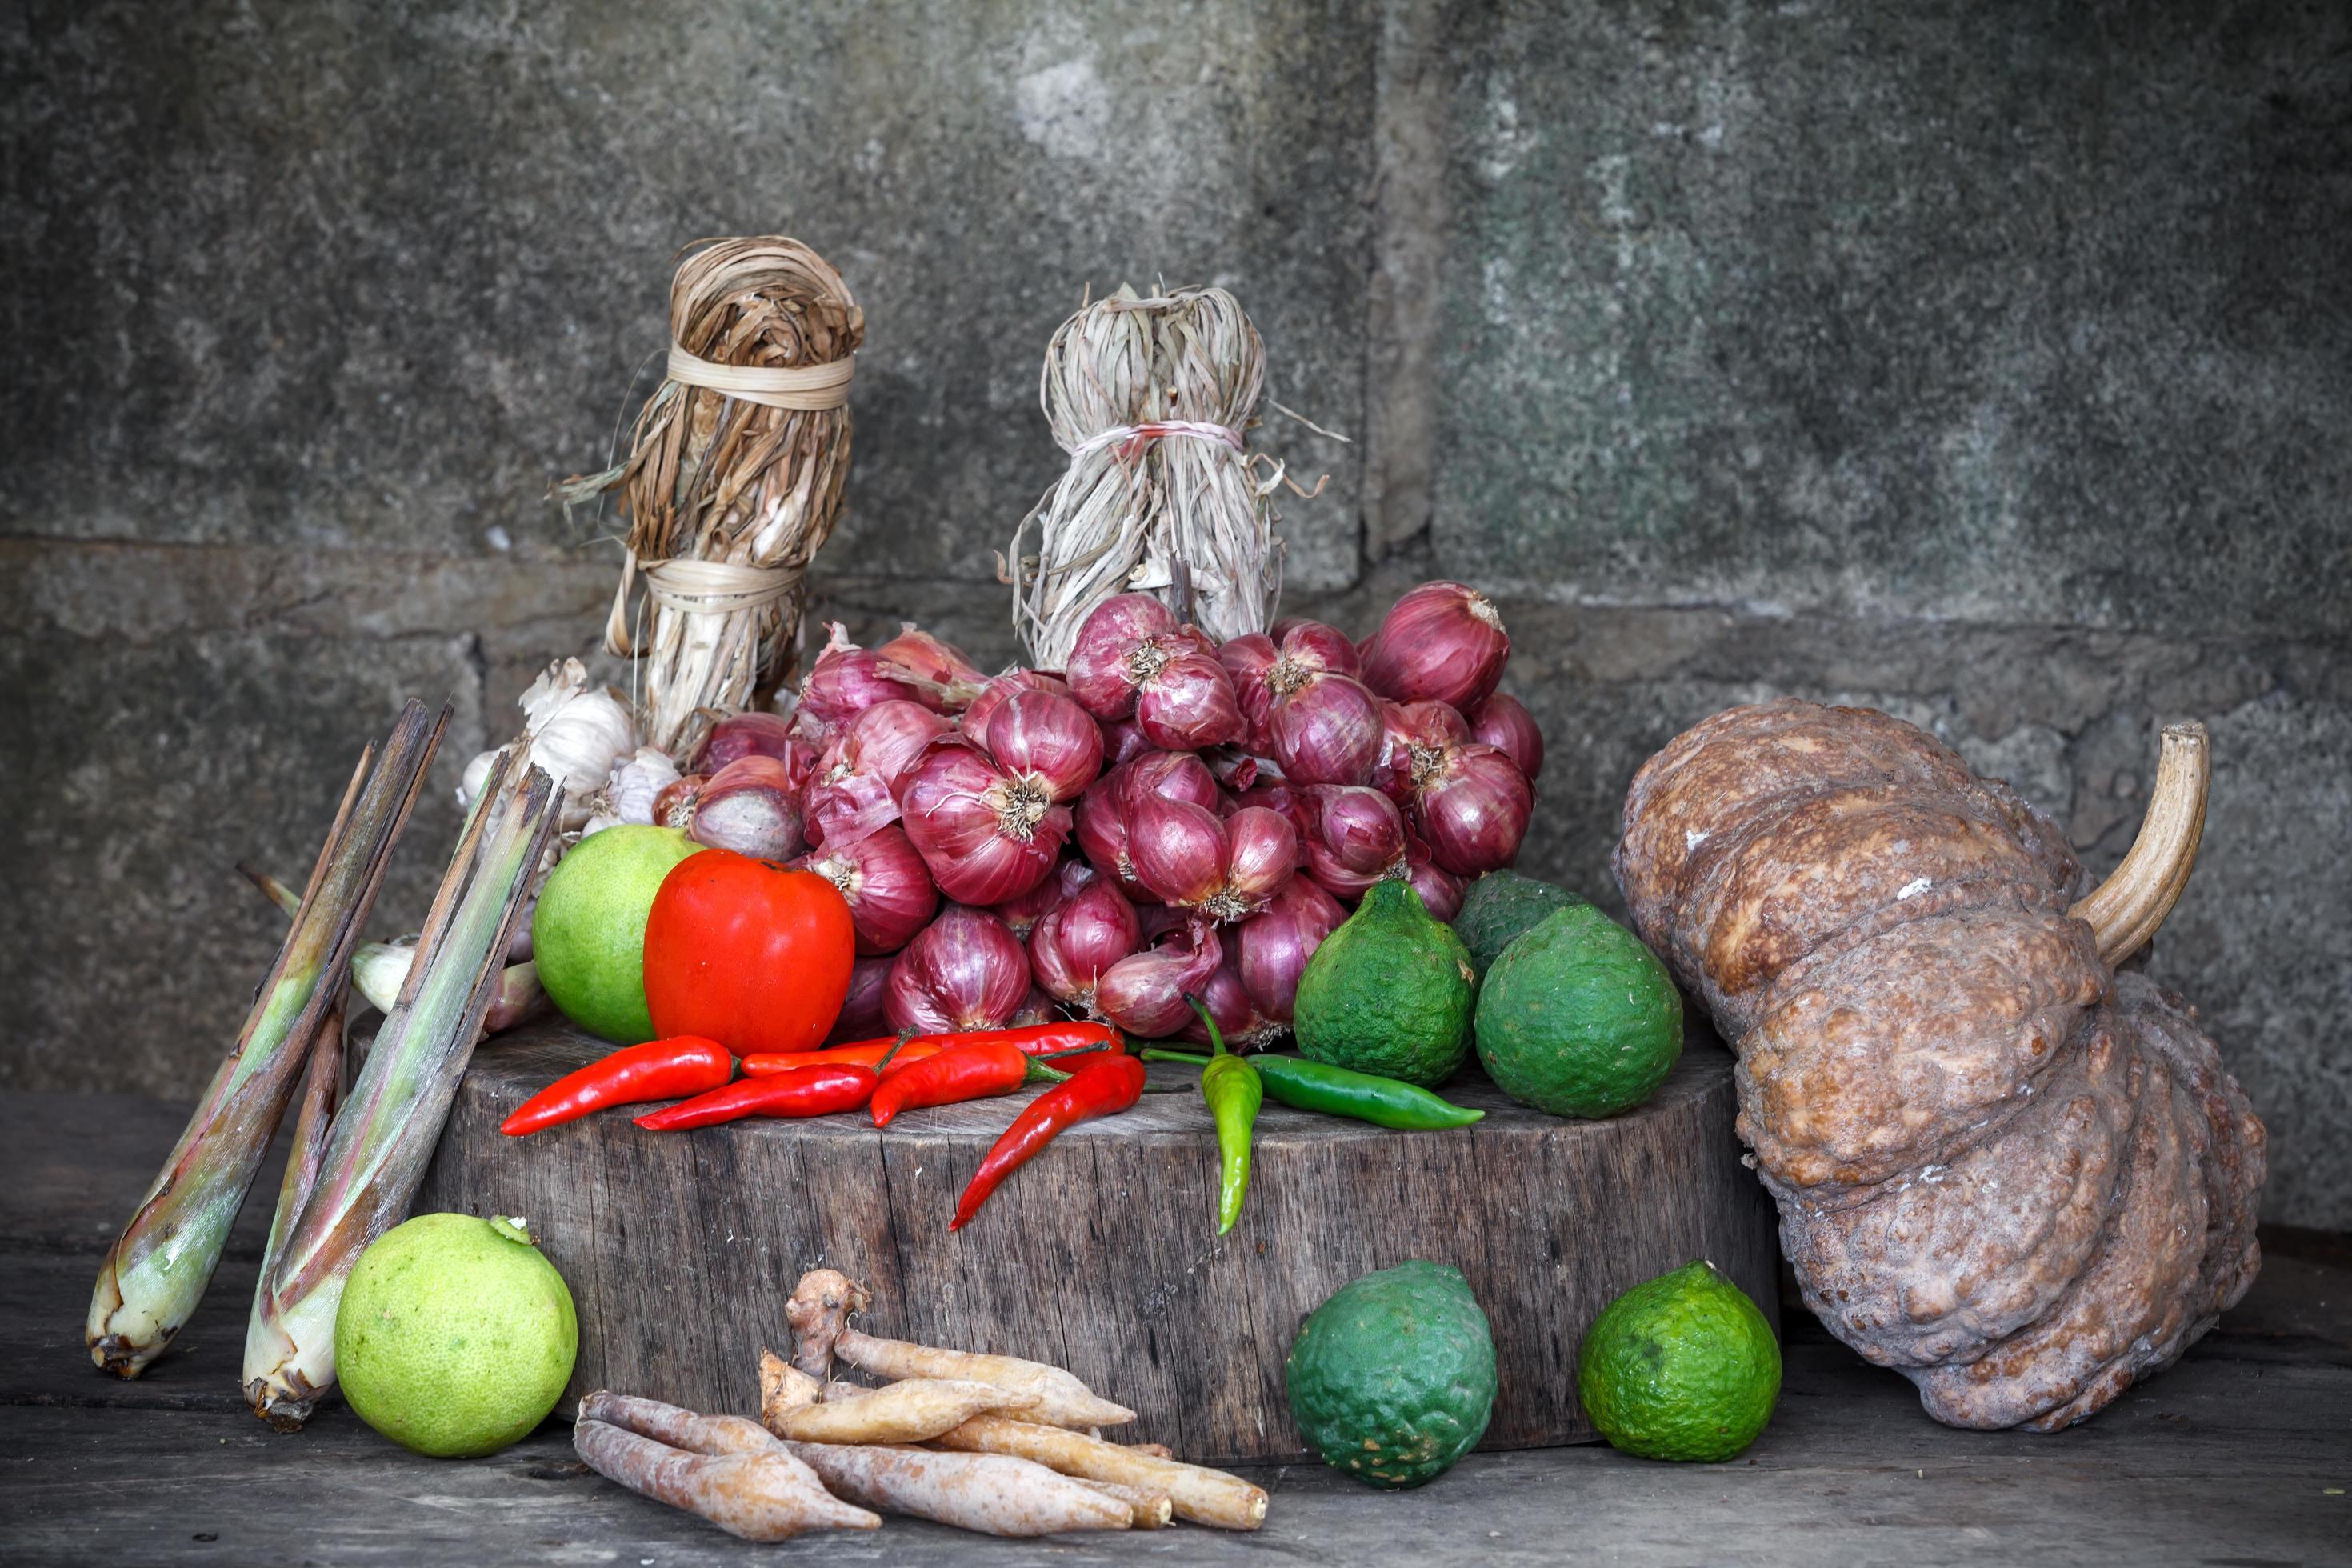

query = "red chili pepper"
[501,1037,734,1136]
[634,1062,876,1131]
[949,1054,1146,1230]
[742,1038,944,1077]
[963,1021,1118,1058]
[870,1042,1097,1128]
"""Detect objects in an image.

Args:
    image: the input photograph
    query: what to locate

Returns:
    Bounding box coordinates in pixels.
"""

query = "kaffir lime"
[1578,1259,1780,1462]
[334,1213,578,1459]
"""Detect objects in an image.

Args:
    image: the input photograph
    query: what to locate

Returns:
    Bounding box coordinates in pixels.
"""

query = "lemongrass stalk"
[87,702,446,1378]
[243,754,562,1427]
[252,1003,346,1310]
[242,865,545,1029]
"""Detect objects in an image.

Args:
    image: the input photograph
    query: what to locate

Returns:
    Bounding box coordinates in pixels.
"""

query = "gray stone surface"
[1430,1,2352,638]
[4,1,2349,1228]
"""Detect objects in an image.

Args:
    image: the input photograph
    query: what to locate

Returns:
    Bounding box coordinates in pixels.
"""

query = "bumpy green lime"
[1578,1259,1780,1462]
[530,824,698,1043]
[1292,881,1478,1088]
[1451,869,1587,978]
[1286,1260,1496,1490]
[1474,904,1682,1117]
[334,1213,578,1459]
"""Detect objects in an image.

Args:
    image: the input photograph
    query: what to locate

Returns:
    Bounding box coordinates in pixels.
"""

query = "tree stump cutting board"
[419,1020,1776,1465]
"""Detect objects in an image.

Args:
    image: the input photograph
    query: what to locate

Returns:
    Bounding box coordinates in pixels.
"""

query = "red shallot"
[1468,692,1544,782]
[1124,798,1297,923]
[1097,713,1151,767]
[800,701,952,850]
[794,824,937,955]
[1096,924,1223,1038]
[959,670,1070,739]
[884,906,1033,1034]
[1396,832,1467,921]
[1408,741,1531,877]
[1074,774,1146,898]
[874,625,987,708]
[1235,876,1346,1023]
[984,688,1103,803]
[1179,954,1286,1051]
[828,955,895,1044]
[894,737,1070,906]
[1029,873,1143,1008]
[800,623,935,726]
[1359,582,1511,711]
[680,755,804,860]
[1374,699,1472,803]
[1298,785,1407,898]
[698,711,820,786]
[1268,670,1383,786]
[1063,594,1245,749]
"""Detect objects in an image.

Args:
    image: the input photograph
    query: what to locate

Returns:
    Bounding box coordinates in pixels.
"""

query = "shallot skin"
[1360,582,1511,712]
[884,906,1033,1034]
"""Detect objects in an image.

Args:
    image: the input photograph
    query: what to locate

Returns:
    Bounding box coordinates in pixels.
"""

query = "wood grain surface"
[10,1092,2346,1566]
[417,1019,1778,1462]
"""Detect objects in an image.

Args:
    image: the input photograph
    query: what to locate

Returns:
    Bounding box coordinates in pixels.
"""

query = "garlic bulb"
[458,658,638,833]
[579,746,683,839]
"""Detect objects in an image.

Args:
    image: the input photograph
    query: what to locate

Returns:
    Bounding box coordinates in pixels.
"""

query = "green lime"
[335,1213,578,1458]
[1292,881,1478,1088]
[1285,1260,1496,1490]
[1474,904,1682,1117]
[531,824,698,1043]
[1578,1259,1779,1462]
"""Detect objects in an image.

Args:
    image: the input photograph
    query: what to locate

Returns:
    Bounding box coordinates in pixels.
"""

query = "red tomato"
[642,848,856,1056]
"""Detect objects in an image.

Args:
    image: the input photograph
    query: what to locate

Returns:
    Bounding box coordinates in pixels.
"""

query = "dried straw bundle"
[1007,286,1290,669]
[558,238,863,759]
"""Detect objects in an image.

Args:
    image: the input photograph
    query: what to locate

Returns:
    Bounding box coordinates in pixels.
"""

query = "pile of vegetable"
[570,1268,1269,1539]
[608,579,1538,1052]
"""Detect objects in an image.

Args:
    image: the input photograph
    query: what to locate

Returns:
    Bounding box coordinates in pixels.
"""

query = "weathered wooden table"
[5,1090,2345,1565]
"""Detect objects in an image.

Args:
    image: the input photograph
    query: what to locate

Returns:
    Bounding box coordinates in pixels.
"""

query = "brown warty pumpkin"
[1612,699,2264,1430]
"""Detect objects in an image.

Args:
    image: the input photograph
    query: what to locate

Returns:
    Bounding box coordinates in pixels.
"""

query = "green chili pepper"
[1142,1050,1485,1132]
[1186,999,1262,1235]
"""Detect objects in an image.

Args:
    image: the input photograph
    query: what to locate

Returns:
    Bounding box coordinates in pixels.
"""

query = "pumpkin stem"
[2070,721,2210,968]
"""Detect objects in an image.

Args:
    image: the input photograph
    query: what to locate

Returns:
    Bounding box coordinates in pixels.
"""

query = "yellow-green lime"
[531,824,698,1043]
[1577,1259,1779,1462]
[334,1213,578,1458]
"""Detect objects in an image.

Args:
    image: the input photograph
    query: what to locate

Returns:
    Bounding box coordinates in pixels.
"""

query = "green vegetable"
[1578,1259,1780,1462]
[1451,869,1587,978]
[1474,904,1682,1117]
[1142,1050,1483,1131]
[1285,1260,1496,1490]
[1189,998,1262,1234]
[1291,881,1477,1088]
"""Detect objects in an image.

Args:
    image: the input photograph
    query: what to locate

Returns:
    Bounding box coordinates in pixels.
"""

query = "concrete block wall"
[5,1,2346,1225]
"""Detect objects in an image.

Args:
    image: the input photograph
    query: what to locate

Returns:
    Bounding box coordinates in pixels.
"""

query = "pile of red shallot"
[651,586,1538,1051]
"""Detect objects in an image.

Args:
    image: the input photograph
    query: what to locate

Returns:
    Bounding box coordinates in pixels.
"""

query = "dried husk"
[558,238,863,759]
[1008,286,1294,668]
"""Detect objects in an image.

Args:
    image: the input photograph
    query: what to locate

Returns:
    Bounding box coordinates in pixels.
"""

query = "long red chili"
[634,1062,876,1131]
[747,1022,1116,1080]
[949,1054,1146,1230]
[870,1042,1108,1129]
[501,1036,734,1136]
[742,1038,944,1078]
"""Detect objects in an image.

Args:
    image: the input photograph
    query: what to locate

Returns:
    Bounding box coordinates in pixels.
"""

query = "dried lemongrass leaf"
[556,238,863,758]
[1010,285,1297,666]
